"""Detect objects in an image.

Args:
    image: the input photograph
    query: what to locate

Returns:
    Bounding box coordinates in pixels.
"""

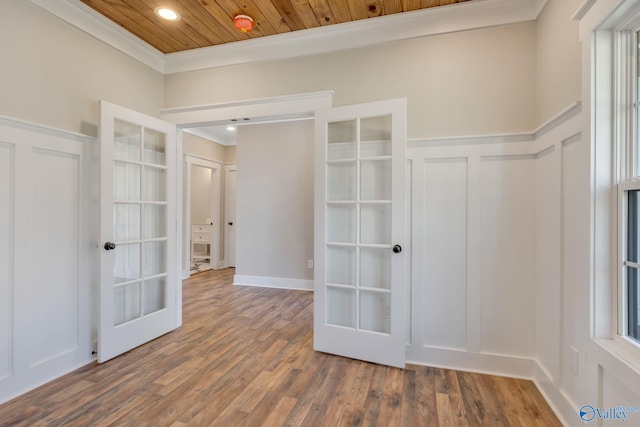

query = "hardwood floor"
[0,268,562,426]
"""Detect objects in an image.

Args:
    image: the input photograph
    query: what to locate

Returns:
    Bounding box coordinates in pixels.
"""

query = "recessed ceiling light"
[154,7,180,21]
[227,126,236,131]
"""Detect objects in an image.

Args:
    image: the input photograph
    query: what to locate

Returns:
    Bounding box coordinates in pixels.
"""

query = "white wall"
[0,118,93,404]
[181,132,235,270]
[0,0,165,405]
[182,132,227,162]
[536,0,582,125]
[190,165,212,224]
[165,22,537,139]
[407,133,539,377]
[234,121,314,289]
[0,1,164,135]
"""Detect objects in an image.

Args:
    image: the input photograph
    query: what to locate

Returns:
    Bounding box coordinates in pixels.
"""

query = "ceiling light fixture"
[154,7,180,21]
[227,126,235,131]
[234,15,254,33]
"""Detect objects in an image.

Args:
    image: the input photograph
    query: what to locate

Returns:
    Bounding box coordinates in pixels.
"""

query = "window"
[623,186,640,342]
[619,30,640,345]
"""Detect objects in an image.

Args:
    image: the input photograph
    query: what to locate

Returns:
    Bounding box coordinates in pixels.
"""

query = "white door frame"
[161,91,333,128]
[163,91,333,324]
[184,155,222,277]
[224,163,237,268]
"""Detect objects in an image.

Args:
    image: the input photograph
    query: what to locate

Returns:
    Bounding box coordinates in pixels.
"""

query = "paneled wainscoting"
[0,268,561,426]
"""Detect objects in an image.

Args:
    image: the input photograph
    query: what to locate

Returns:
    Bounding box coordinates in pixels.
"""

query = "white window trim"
[615,17,640,354]
[617,181,640,349]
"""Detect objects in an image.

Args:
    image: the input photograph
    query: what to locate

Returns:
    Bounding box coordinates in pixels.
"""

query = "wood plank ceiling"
[79,0,473,54]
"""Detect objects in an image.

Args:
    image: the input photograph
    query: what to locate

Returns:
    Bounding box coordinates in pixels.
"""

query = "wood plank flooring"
[0,268,562,426]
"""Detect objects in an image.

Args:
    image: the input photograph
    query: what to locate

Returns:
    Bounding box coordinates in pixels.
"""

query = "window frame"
[618,181,640,346]
[616,23,640,350]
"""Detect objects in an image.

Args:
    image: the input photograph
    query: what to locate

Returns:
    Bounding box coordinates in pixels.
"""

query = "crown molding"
[28,0,165,73]
[30,0,546,75]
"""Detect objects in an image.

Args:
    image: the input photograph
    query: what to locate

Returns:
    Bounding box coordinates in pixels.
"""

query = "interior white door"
[314,99,406,368]
[99,101,178,363]
[225,165,237,267]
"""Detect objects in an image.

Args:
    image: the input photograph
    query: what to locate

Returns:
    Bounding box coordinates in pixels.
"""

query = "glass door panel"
[144,129,166,166]
[327,287,356,328]
[144,167,167,201]
[113,243,140,285]
[359,291,391,334]
[328,120,357,160]
[327,163,356,201]
[143,241,167,277]
[315,98,405,368]
[114,119,141,162]
[144,205,166,239]
[360,204,391,245]
[114,162,141,201]
[361,159,391,201]
[326,246,356,285]
[114,204,140,242]
[114,283,141,326]
[100,100,177,363]
[360,115,392,158]
[360,247,391,290]
[143,277,166,315]
[326,204,356,243]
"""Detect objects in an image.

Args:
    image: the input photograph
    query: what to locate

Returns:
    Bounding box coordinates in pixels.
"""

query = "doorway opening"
[184,155,221,277]
[170,92,333,282]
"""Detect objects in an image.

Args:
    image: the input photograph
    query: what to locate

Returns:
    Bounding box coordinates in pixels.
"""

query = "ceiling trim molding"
[164,0,547,74]
[30,0,546,75]
[161,91,334,128]
[28,0,166,73]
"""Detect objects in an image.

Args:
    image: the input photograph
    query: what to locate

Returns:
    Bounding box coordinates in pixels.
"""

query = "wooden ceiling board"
[308,0,338,26]
[81,0,183,52]
[382,0,402,15]
[193,0,251,43]
[401,0,422,12]
[271,0,310,31]
[328,0,352,24]
[253,0,293,33]
[172,0,233,44]
[366,0,384,18]
[79,0,473,54]
[121,0,208,49]
[344,0,369,20]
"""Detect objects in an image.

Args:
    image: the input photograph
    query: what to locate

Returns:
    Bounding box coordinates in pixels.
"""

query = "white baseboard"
[406,344,535,379]
[0,346,94,405]
[233,274,313,291]
[533,362,579,427]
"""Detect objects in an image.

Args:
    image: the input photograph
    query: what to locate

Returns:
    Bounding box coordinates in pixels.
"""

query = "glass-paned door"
[99,101,177,363]
[314,99,406,368]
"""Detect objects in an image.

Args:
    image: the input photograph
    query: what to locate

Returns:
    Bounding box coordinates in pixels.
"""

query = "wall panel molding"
[234,275,313,291]
[0,118,93,405]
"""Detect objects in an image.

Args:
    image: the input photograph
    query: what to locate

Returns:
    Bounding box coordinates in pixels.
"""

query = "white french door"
[314,99,406,368]
[99,101,178,363]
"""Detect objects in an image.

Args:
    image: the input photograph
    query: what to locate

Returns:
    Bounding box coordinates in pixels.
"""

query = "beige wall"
[166,22,537,139]
[182,132,228,268]
[235,120,314,280]
[0,1,164,135]
[536,0,582,125]
[182,132,227,162]
[225,145,237,164]
[190,165,212,225]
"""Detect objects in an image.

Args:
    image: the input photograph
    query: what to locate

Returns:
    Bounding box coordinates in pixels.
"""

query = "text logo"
[580,404,640,422]
[580,406,596,422]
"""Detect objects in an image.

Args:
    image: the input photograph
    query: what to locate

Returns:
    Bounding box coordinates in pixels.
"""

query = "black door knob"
[104,242,116,251]
[228,222,234,226]
[392,244,402,253]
